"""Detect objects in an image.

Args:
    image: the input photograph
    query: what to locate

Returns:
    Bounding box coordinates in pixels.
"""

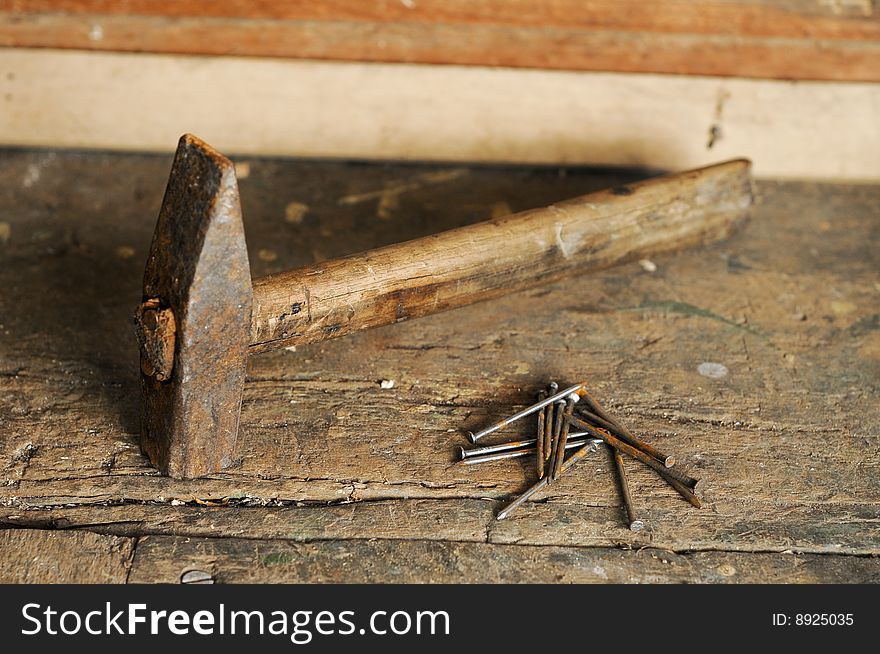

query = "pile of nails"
[458,381,702,528]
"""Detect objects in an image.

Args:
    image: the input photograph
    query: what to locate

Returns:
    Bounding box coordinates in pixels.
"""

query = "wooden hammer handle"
[249,160,751,353]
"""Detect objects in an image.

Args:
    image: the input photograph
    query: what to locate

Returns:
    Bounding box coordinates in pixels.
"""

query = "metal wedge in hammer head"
[136,133,753,480]
[135,134,252,478]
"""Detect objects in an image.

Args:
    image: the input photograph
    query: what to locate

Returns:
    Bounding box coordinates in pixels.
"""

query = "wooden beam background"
[2,0,879,81]
[2,48,878,180]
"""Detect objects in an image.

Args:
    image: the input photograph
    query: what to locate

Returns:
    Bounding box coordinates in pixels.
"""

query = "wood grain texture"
[5,527,875,584]
[127,535,880,584]
[250,161,752,351]
[0,149,878,582]
[9,0,880,35]
[2,49,878,180]
[0,528,135,583]
[2,1,879,81]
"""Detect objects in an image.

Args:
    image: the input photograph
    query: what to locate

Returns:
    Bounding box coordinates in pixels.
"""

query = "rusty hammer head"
[134,134,252,479]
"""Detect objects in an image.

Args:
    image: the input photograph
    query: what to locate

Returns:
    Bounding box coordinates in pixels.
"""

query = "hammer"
[135,134,752,479]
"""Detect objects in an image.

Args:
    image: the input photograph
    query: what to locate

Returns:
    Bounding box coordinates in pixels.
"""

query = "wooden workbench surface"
[1,149,878,583]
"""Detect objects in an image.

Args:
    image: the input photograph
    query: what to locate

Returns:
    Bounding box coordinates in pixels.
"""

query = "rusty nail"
[459,435,600,465]
[543,382,558,462]
[611,446,644,531]
[496,439,600,520]
[536,389,547,478]
[460,438,541,460]
[468,382,586,442]
[569,416,700,491]
[551,396,576,480]
[660,473,703,509]
[460,431,594,458]
[578,406,675,468]
[547,397,573,483]
[578,394,675,468]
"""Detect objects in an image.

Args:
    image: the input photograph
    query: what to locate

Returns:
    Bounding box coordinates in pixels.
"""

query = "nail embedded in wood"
[551,395,577,480]
[544,382,558,462]
[469,382,586,442]
[611,446,644,531]
[536,389,547,478]
[569,416,700,490]
[460,436,601,466]
[496,440,600,520]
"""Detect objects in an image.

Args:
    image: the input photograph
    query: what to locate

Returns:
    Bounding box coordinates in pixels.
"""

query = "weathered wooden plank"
[4,502,494,545]
[2,1,879,81]
[128,534,880,584]
[0,527,134,583]
[2,525,874,584]
[1,150,878,567]
[4,498,879,556]
[1,49,879,179]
